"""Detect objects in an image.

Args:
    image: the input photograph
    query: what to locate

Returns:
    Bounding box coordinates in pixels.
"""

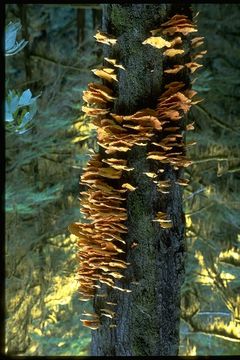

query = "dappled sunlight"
[5,3,240,356]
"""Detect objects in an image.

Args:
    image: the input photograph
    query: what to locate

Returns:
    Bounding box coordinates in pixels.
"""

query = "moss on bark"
[91,4,190,356]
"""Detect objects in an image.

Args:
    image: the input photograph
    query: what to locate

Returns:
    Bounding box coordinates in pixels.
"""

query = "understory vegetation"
[5,4,240,355]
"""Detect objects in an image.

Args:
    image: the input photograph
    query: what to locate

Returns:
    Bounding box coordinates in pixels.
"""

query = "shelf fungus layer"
[69,11,205,331]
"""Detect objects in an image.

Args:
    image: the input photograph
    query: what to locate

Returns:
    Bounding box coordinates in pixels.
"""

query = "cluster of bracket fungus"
[69,12,205,330]
[142,12,205,228]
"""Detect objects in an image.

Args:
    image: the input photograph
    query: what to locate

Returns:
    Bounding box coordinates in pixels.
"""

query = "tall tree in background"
[72,3,200,356]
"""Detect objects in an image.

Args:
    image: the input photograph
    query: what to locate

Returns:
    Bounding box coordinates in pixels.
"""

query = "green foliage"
[6,183,63,214]
[180,4,240,355]
[5,21,40,134]
[5,3,100,356]
[26,294,92,355]
[5,89,40,134]
[5,21,28,56]
[5,3,240,356]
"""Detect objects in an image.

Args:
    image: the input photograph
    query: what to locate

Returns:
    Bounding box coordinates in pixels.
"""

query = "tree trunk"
[91,4,191,356]
[77,9,85,46]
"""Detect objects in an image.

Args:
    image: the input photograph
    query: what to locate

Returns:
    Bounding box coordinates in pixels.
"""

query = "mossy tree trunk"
[91,4,191,356]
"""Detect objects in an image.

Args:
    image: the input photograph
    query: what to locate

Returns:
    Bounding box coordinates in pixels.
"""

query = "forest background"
[5,3,240,356]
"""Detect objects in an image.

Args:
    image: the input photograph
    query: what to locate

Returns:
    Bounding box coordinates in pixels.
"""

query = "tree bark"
[77,9,85,46]
[91,4,191,356]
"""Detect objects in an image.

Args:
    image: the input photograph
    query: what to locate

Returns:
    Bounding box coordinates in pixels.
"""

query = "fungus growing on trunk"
[69,11,205,331]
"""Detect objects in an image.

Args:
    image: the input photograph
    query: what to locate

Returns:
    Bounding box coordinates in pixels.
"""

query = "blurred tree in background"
[5,3,240,356]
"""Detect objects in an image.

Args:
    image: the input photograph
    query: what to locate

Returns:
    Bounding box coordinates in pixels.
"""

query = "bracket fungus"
[69,12,205,330]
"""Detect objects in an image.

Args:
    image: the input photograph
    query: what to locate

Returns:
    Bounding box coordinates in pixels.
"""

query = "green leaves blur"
[5,89,41,134]
[5,4,100,356]
[180,4,240,355]
[5,21,41,135]
[5,21,28,56]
